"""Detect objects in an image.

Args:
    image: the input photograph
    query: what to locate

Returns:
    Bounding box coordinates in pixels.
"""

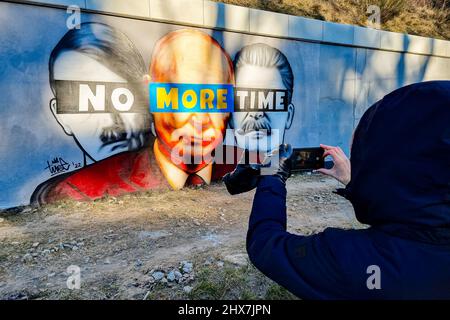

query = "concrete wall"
[1,0,450,209]
[17,0,450,55]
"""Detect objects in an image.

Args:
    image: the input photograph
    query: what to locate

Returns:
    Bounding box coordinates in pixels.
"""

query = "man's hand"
[262,144,293,184]
[223,144,294,195]
[315,144,351,185]
[222,150,261,195]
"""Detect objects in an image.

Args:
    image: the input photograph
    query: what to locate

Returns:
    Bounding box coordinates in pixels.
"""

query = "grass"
[265,284,298,300]
[140,259,298,300]
[189,263,298,300]
[213,0,450,40]
[189,264,256,299]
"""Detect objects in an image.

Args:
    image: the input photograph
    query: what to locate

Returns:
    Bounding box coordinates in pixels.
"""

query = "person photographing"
[223,81,450,299]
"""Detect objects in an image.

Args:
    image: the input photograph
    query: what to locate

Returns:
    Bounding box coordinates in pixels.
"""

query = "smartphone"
[291,147,324,172]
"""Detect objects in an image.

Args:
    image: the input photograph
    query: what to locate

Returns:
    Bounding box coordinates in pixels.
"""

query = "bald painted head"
[150,29,234,173]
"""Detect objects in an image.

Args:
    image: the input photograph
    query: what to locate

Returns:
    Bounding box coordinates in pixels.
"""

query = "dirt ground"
[0,174,364,300]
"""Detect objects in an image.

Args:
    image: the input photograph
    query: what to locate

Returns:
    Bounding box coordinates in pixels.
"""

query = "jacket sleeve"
[246,175,353,299]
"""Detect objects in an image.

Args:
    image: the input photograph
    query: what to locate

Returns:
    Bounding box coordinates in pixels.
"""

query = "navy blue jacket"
[247,81,450,299]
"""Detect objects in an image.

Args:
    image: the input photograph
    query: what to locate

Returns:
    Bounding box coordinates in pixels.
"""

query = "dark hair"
[234,43,294,104]
[49,22,153,148]
[49,22,147,98]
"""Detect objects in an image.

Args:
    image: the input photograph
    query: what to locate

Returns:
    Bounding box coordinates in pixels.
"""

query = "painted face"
[231,64,294,152]
[153,111,228,170]
[51,51,147,162]
[150,29,234,173]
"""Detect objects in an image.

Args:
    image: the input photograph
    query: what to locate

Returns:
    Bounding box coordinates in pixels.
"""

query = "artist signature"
[45,157,81,176]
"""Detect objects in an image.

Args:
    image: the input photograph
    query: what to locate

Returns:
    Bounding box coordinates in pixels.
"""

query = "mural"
[149,29,235,190]
[230,43,295,153]
[2,2,446,209]
[31,22,164,205]
[29,24,267,205]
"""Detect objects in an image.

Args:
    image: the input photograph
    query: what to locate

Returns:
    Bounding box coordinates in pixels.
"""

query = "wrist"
[259,174,285,186]
[257,175,287,196]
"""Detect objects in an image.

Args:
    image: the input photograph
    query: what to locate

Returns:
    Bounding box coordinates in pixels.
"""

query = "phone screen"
[291,147,324,172]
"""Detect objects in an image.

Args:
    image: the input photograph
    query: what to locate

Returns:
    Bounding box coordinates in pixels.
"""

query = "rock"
[8,292,28,300]
[22,207,32,213]
[167,271,176,282]
[181,261,193,274]
[32,242,40,248]
[174,271,182,281]
[203,257,214,266]
[22,254,33,263]
[161,278,168,284]
[135,259,143,267]
[223,254,248,267]
[72,246,79,251]
[152,271,165,281]
[217,261,224,268]
[183,286,193,294]
[313,195,322,202]
[41,249,51,255]
[0,218,4,223]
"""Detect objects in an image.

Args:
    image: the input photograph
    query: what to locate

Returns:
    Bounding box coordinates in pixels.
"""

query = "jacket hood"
[346,81,450,243]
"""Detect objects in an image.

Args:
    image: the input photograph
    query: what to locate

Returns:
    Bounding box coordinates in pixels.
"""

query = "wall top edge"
[7,0,450,57]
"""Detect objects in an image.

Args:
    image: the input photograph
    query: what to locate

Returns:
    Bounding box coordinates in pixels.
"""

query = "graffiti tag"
[45,157,78,176]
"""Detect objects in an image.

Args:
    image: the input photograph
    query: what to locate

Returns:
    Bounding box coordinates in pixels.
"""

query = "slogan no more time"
[55,81,289,114]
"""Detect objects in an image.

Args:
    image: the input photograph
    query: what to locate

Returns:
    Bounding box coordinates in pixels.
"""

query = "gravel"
[152,271,165,281]
[181,261,193,274]
[183,286,193,294]
[167,271,176,282]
